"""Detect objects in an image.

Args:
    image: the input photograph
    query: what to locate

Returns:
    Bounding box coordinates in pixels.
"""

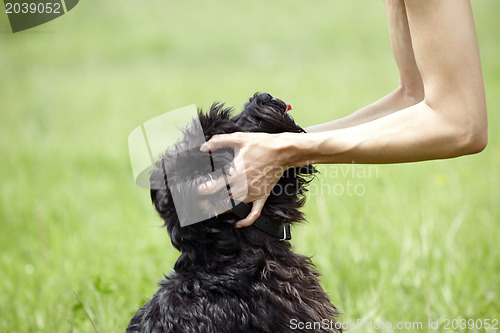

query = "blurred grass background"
[0,0,498,332]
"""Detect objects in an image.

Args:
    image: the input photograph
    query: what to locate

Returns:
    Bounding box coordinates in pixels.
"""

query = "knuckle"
[202,182,214,194]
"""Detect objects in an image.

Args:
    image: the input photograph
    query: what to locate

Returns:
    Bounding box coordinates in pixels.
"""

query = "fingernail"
[205,181,213,190]
[200,143,208,152]
[235,223,243,228]
[199,186,207,195]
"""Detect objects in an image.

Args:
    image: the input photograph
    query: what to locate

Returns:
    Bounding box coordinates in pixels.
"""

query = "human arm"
[304,0,487,162]
[307,0,425,133]
[199,0,487,226]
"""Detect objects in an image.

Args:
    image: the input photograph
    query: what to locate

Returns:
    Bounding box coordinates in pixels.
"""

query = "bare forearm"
[285,101,486,166]
[306,86,423,133]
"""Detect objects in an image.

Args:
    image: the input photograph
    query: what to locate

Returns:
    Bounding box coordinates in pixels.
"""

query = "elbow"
[470,132,488,154]
[454,118,488,156]
[462,132,488,155]
[426,90,488,157]
[471,129,488,153]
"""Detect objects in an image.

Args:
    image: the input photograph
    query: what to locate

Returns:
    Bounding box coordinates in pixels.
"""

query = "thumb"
[235,197,267,228]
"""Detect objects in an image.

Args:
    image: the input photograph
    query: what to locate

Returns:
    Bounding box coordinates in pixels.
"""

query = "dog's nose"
[259,92,273,103]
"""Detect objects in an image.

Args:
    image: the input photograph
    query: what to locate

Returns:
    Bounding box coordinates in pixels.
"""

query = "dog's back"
[126,93,341,333]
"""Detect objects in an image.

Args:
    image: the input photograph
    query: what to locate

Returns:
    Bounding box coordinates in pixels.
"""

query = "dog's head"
[150,92,316,252]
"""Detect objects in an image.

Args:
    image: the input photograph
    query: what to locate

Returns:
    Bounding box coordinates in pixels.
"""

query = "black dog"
[126,92,342,333]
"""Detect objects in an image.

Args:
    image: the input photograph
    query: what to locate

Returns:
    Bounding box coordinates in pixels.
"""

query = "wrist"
[273,132,319,168]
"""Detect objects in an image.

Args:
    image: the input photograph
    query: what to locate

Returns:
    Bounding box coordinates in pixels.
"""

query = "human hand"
[196,132,291,228]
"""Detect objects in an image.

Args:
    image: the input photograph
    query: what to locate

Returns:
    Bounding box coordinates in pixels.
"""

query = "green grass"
[1,0,499,332]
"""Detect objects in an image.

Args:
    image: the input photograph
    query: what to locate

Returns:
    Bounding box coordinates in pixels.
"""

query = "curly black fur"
[126,92,342,333]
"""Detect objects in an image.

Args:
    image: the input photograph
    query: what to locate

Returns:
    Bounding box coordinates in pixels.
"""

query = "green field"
[1,1,499,332]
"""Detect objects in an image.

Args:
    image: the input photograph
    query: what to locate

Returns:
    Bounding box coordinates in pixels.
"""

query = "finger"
[196,154,248,197]
[221,156,249,200]
[200,134,240,152]
[196,175,228,195]
[235,197,267,228]
[197,174,248,202]
[197,199,210,211]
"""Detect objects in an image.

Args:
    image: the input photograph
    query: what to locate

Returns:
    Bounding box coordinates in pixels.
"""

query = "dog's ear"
[149,104,240,250]
[262,165,318,224]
